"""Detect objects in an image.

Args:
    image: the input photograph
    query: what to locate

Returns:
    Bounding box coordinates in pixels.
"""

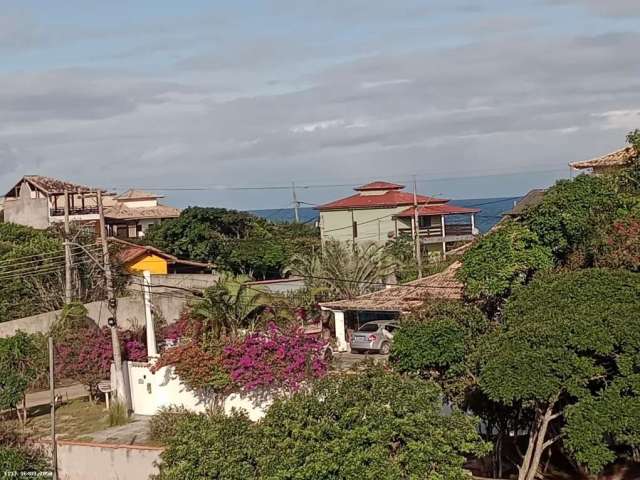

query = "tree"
[287,240,396,300]
[155,367,490,480]
[523,175,628,262]
[459,222,553,303]
[479,269,640,480]
[0,331,42,425]
[191,273,271,341]
[144,207,320,279]
[592,213,640,271]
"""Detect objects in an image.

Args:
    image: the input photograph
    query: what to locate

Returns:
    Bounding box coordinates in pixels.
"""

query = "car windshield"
[358,324,380,332]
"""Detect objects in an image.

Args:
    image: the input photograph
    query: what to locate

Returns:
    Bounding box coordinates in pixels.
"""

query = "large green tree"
[458,222,553,303]
[155,367,489,480]
[145,207,319,279]
[479,269,640,480]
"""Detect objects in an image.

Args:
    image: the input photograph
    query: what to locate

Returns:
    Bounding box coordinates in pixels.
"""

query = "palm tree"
[287,240,396,300]
[191,273,270,340]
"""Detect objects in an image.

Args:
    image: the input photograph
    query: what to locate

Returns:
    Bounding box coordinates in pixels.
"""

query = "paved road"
[26,383,88,408]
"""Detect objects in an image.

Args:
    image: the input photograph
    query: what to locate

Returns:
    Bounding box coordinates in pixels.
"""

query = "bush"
[0,424,50,472]
[149,406,199,443]
[155,367,490,480]
[155,411,257,480]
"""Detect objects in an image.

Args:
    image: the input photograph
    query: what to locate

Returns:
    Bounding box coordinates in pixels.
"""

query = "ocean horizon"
[250,196,519,234]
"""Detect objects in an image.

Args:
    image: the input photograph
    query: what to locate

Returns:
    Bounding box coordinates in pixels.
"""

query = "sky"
[1,0,640,209]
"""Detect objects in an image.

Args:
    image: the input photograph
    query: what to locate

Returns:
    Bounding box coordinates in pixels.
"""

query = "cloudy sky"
[1,0,640,209]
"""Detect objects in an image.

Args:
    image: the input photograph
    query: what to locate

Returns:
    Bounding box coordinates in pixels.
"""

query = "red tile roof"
[354,181,405,191]
[317,191,448,211]
[111,238,214,269]
[569,145,638,170]
[395,204,480,217]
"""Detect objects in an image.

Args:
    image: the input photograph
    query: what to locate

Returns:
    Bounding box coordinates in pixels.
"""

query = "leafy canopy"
[459,222,553,300]
[0,331,41,411]
[480,269,640,474]
[156,367,490,480]
[145,207,319,279]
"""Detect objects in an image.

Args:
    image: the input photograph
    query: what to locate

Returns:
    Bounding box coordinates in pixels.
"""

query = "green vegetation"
[287,239,396,300]
[0,423,50,473]
[155,367,489,480]
[144,207,319,279]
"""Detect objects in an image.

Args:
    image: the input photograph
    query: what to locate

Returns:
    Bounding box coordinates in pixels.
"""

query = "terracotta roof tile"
[115,189,164,200]
[354,181,405,191]
[319,262,464,312]
[23,176,99,194]
[316,191,449,211]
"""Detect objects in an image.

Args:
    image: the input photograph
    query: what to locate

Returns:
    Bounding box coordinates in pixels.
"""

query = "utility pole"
[291,181,300,223]
[63,190,72,304]
[142,270,157,359]
[97,190,126,403]
[49,336,58,480]
[413,175,423,279]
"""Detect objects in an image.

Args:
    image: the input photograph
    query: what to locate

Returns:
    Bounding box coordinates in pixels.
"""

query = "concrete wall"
[126,362,272,421]
[54,440,163,480]
[3,183,50,229]
[0,292,189,338]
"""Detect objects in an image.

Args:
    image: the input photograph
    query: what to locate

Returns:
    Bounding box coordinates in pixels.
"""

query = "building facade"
[104,190,180,239]
[316,181,479,256]
[3,176,102,229]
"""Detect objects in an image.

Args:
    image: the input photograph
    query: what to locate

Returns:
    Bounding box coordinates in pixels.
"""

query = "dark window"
[358,323,379,332]
[384,325,397,333]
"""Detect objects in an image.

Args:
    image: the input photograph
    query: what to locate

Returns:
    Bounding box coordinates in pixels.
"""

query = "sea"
[250,196,519,233]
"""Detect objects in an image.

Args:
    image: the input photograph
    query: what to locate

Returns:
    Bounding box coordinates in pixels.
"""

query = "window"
[384,325,397,333]
[357,323,379,332]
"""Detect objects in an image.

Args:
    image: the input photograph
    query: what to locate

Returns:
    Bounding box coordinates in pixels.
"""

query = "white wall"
[126,362,272,421]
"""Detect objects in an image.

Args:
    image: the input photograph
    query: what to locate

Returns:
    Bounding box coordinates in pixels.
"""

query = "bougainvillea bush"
[55,326,147,398]
[223,322,328,392]
[154,322,329,395]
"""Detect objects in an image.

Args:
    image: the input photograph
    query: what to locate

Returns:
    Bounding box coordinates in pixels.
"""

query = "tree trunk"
[518,402,558,480]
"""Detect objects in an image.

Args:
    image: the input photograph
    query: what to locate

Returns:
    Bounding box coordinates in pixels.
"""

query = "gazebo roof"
[569,146,638,170]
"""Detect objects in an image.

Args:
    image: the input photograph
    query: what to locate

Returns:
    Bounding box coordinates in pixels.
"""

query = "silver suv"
[350,320,399,355]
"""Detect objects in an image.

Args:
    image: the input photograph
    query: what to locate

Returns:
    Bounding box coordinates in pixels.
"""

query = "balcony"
[398,223,475,243]
[50,207,99,217]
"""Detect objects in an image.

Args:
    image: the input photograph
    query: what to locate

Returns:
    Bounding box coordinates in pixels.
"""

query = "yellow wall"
[127,254,168,274]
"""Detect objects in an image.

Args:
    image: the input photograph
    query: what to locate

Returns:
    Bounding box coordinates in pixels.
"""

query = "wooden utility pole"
[63,191,72,304]
[291,181,300,222]
[97,190,126,402]
[412,175,423,279]
[49,336,58,480]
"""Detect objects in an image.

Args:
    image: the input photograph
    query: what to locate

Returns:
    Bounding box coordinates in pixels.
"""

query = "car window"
[384,325,396,333]
[358,323,379,332]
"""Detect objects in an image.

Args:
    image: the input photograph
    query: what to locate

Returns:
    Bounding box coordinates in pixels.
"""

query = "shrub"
[155,367,490,480]
[593,214,640,271]
[148,406,199,443]
[155,411,257,480]
[0,424,50,472]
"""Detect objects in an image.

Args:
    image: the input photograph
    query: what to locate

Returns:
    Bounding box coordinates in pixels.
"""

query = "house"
[104,190,180,239]
[320,261,464,351]
[569,145,638,175]
[113,238,214,275]
[501,189,546,220]
[316,181,480,256]
[2,175,104,229]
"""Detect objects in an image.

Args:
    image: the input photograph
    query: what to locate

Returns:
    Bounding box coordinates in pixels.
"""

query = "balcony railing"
[50,207,99,217]
[398,223,474,238]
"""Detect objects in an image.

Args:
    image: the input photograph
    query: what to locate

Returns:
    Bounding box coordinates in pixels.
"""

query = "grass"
[22,398,120,441]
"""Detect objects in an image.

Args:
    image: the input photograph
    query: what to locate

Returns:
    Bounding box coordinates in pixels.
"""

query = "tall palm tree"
[287,240,396,300]
[192,273,270,340]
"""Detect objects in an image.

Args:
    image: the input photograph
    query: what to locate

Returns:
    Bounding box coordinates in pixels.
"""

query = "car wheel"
[379,342,390,355]
[351,348,362,354]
